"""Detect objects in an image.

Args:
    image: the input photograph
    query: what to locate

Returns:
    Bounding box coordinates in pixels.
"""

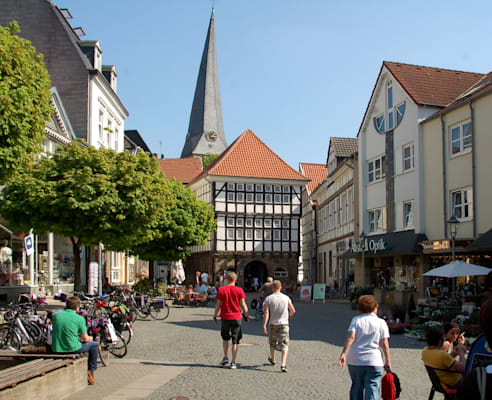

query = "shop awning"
[466,228,492,251]
[342,230,427,258]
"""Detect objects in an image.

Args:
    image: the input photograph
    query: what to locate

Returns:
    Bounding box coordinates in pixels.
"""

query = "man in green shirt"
[52,296,99,384]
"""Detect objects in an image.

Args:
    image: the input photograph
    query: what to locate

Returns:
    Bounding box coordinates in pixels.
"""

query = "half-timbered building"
[187,129,308,289]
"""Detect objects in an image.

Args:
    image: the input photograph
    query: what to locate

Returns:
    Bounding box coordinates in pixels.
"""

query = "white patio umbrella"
[423,261,492,278]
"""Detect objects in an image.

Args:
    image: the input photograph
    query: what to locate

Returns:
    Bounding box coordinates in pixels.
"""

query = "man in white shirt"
[262,280,295,372]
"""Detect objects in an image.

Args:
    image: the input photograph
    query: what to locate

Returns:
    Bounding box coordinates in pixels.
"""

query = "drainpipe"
[469,102,477,238]
[313,200,318,282]
[441,115,448,238]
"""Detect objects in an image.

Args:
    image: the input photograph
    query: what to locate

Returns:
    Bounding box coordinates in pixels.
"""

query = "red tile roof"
[299,163,327,194]
[193,129,308,183]
[384,61,484,107]
[158,157,202,184]
[358,61,485,136]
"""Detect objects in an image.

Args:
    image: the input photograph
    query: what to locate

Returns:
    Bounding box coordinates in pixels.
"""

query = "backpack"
[250,298,258,310]
[381,369,401,400]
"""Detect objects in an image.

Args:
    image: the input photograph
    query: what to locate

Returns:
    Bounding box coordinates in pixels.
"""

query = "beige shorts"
[269,324,289,351]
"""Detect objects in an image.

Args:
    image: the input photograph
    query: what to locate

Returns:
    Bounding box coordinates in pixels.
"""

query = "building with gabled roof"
[421,70,492,271]
[354,61,484,301]
[299,162,328,283]
[187,129,308,289]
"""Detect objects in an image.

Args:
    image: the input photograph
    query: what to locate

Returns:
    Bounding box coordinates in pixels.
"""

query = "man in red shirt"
[213,271,249,369]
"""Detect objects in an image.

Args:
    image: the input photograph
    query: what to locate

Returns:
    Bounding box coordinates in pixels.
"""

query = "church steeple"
[181,10,227,158]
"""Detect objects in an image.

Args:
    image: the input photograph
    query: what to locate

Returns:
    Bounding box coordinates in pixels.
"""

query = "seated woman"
[186,285,194,294]
[442,322,465,356]
[422,326,466,389]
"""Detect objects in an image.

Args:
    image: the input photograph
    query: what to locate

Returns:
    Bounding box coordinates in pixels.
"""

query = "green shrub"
[133,279,167,296]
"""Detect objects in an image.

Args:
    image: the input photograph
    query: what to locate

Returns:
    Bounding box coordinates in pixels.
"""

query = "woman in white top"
[338,295,391,400]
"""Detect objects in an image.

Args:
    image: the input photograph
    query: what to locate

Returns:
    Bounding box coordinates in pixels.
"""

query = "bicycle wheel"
[149,302,169,320]
[109,331,127,358]
[98,342,110,366]
[0,326,21,350]
[136,307,150,319]
[119,324,133,345]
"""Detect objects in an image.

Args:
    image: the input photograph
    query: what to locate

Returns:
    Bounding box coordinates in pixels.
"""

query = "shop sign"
[336,240,346,252]
[351,238,388,254]
[24,234,34,256]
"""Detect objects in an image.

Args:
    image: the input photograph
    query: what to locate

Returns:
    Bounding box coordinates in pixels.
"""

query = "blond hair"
[226,272,237,282]
[272,280,282,290]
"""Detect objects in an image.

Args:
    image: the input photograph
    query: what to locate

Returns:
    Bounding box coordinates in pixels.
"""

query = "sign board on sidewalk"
[88,262,99,295]
[299,285,312,302]
[24,234,34,256]
[313,283,326,304]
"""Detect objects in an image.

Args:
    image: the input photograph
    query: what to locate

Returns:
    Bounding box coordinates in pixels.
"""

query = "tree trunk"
[72,238,81,291]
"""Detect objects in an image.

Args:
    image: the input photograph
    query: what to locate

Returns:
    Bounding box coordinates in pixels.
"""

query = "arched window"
[274,267,288,279]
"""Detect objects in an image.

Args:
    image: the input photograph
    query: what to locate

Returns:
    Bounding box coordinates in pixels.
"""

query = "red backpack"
[381,369,401,400]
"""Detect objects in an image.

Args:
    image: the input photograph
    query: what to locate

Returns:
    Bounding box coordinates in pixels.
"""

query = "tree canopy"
[202,152,220,169]
[0,21,53,184]
[0,142,171,289]
[131,178,216,262]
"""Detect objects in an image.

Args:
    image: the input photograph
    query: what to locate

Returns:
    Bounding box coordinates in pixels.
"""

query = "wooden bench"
[0,351,82,391]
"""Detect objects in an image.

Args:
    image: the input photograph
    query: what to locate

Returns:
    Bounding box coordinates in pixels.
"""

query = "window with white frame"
[403,143,414,172]
[265,193,272,203]
[282,219,290,228]
[227,229,235,239]
[227,217,234,226]
[255,219,262,228]
[246,184,253,191]
[373,80,406,133]
[274,194,281,203]
[236,218,243,227]
[283,194,290,203]
[264,230,271,240]
[341,193,347,225]
[245,229,253,239]
[274,185,281,192]
[237,184,244,191]
[328,201,334,230]
[227,192,235,201]
[264,219,272,228]
[227,183,234,190]
[246,193,254,202]
[256,193,263,202]
[237,193,244,202]
[255,229,262,240]
[368,156,385,183]
[450,121,472,156]
[451,188,473,220]
[256,184,263,191]
[273,230,280,240]
[265,185,272,192]
[236,229,243,239]
[273,219,281,228]
[368,208,385,233]
[335,197,340,227]
[98,110,104,143]
[403,200,415,229]
[347,188,354,221]
[245,218,253,227]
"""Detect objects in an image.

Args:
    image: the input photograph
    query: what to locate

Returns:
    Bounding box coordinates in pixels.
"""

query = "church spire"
[181,10,227,158]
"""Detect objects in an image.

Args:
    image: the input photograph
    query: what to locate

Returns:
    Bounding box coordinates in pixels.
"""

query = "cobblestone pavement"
[107,295,434,400]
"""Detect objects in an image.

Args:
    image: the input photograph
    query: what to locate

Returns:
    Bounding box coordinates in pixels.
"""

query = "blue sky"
[59,0,492,168]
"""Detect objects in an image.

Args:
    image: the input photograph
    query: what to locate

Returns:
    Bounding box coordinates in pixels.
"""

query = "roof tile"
[299,163,327,193]
[384,61,484,106]
[329,137,358,157]
[158,157,202,184]
[195,129,308,183]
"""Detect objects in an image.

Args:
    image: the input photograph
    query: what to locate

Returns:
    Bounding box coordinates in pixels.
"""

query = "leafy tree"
[132,179,216,262]
[0,142,170,289]
[202,152,220,169]
[0,21,53,184]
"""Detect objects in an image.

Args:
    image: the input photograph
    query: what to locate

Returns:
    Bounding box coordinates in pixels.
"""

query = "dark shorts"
[221,319,242,344]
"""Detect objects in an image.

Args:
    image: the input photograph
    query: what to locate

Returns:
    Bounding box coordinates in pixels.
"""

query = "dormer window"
[373,79,405,134]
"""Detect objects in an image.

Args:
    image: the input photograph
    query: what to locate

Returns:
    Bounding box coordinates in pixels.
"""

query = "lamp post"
[448,215,460,261]
[448,215,460,294]
[360,231,366,287]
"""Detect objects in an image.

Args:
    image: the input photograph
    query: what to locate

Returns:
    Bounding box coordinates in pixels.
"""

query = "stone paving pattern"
[68,296,434,399]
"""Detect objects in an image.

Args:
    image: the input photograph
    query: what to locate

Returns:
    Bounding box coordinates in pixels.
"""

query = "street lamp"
[448,215,460,261]
[360,231,366,287]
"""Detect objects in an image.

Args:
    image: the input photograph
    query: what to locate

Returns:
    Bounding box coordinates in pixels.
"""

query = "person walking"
[262,280,295,372]
[51,296,99,385]
[260,276,274,298]
[213,272,249,369]
[338,295,391,400]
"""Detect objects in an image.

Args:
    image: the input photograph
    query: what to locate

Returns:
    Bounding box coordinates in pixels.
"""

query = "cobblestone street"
[68,296,437,400]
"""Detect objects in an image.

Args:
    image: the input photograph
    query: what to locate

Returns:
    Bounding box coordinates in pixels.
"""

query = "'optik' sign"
[351,238,388,254]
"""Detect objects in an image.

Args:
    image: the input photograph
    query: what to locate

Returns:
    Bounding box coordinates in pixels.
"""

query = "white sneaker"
[230,362,237,369]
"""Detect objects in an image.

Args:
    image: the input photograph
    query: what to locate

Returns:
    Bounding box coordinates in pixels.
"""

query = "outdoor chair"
[424,365,460,400]
[196,293,208,307]
[184,292,195,306]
